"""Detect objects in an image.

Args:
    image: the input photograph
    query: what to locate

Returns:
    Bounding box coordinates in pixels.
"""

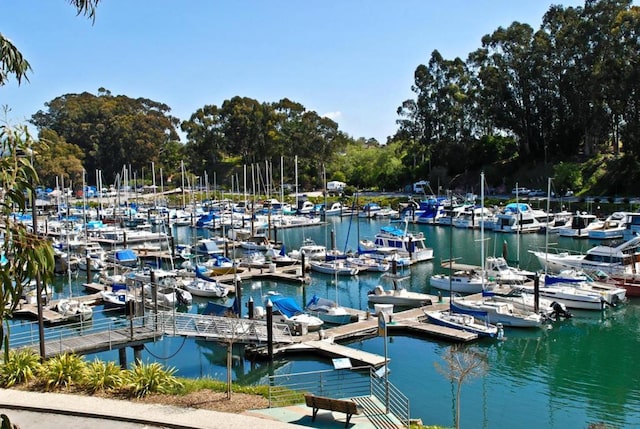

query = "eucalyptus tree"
[30,89,181,186]
[469,22,542,159]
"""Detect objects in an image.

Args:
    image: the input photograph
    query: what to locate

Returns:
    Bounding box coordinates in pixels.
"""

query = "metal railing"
[9,313,159,351]
[369,368,411,427]
[268,366,411,428]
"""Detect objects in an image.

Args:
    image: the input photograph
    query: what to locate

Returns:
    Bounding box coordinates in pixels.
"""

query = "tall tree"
[30,90,180,185]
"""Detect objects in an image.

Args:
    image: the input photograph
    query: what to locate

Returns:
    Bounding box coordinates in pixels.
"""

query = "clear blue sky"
[2,0,589,143]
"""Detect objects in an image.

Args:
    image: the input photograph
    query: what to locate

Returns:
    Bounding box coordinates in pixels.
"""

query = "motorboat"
[367,284,436,307]
[494,203,543,233]
[100,285,135,311]
[559,212,603,238]
[449,298,545,328]
[541,270,627,307]
[105,249,139,268]
[345,255,390,272]
[529,235,640,277]
[429,269,494,294]
[289,239,327,261]
[308,260,359,276]
[54,298,93,322]
[587,211,629,240]
[262,295,324,331]
[264,246,298,267]
[483,288,572,319]
[305,295,353,325]
[368,273,437,307]
[484,256,534,284]
[202,255,237,275]
[181,278,229,298]
[424,309,498,338]
[359,222,434,263]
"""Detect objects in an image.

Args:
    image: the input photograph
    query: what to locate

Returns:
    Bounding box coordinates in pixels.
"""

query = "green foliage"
[177,376,270,398]
[84,359,123,392]
[39,353,87,389]
[553,162,583,193]
[0,124,55,361]
[0,350,41,387]
[124,360,182,398]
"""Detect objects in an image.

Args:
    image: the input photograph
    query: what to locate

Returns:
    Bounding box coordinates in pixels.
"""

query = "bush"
[84,359,123,392]
[124,360,182,398]
[0,350,41,387]
[39,353,87,389]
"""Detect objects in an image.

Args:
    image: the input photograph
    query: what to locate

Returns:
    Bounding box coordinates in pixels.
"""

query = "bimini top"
[503,203,531,214]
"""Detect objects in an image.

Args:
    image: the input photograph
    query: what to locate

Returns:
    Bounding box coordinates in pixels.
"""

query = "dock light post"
[31,179,46,360]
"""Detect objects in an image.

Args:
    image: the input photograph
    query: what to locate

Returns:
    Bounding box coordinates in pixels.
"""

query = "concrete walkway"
[0,389,304,429]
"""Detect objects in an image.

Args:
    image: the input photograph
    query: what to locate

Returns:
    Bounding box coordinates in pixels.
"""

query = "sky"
[1,0,591,144]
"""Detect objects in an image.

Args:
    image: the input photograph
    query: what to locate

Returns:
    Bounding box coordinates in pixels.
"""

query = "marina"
[7,213,640,428]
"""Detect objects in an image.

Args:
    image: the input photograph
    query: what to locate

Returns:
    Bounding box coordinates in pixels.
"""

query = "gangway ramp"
[159,312,294,344]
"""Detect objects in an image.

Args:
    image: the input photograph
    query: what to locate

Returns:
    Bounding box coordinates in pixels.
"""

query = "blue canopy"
[203,299,236,316]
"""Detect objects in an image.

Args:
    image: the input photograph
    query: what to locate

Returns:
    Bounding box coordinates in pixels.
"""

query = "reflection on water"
[10,219,640,428]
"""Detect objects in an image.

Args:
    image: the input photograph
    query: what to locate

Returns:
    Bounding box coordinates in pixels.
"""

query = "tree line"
[6,0,640,195]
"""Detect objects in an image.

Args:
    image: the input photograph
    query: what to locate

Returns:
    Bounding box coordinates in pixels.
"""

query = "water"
[14,217,640,428]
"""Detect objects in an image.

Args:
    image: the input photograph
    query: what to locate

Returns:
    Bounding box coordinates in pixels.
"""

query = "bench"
[304,394,363,427]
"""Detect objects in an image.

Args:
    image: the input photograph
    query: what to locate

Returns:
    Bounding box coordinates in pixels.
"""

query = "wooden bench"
[304,394,363,427]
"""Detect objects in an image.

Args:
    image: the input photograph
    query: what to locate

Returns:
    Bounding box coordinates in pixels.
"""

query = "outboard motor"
[549,301,572,320]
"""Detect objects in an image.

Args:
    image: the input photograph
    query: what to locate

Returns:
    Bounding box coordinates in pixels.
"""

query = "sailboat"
[425,175,498,337]
[306,268,353,325]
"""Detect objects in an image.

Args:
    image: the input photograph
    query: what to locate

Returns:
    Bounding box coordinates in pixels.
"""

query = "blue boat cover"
[270,296,303,317]
[115,249,137,261]
[202,299,236,316]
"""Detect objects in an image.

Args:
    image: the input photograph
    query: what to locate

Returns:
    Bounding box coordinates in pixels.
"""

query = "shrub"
[39,353,87,389]
[124,361,182,398]
[0,349,41,387]
[84,359,123,392]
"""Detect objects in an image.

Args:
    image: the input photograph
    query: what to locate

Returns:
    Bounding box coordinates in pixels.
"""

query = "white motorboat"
[449,298,545,328]
[367,285,436,307]
[289,239,327,261]
[587,211,629,240]
[308,260,359,276]
[360,222,434,263]
[529,235,640,277]
[181,278,229,298]
[424,309,498,338]
[263,295,324,331]
[558,213,603,238]
[368,273,438,307]
[516,280,606,311]
[430,269,493,294]
[483,288,571,319]
[494,203,543,233]
[305,295,353,325]
[485,256,534,284]
[541,270,627,307]
[55,298,93,322]
[345,255,390,272]
[100,288,135,310]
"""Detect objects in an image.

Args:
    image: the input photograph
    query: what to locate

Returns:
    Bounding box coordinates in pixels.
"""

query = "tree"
[30,90,181,185]
[32,129,84,189]
[434,345,489,429]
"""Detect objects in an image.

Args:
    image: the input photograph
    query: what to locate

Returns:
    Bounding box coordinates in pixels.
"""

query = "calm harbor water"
[16,217,640,428]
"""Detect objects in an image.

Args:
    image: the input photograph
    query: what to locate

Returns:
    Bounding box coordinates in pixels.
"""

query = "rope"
[142,334,187,360]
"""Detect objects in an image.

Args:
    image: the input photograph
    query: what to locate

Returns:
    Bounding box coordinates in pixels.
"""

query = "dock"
[247,301,478,367]
[13,293,103,325]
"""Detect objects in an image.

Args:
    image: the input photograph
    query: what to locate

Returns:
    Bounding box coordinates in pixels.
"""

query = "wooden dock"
[13,292,103,325]
[248,301,479,367]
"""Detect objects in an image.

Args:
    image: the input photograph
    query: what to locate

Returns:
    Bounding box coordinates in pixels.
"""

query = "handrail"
[268,366,411,428]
